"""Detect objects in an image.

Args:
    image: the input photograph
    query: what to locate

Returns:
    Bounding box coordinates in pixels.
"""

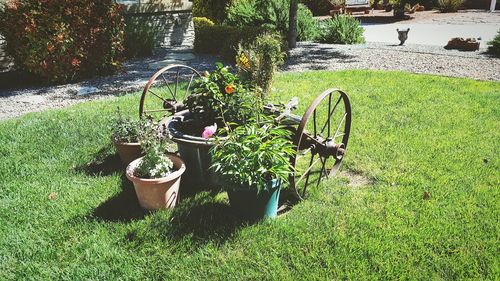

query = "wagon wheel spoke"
[174,67,180,98]
[320,95,342,138]
[148,89,166,102]
[185,73,195,98]
[161,74,176,100]
[295,154,322,186]
[333,112,348,141]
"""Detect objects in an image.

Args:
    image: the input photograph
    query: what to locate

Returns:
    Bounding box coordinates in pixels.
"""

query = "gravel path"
[283,42,500,81]
[0,47,221,120]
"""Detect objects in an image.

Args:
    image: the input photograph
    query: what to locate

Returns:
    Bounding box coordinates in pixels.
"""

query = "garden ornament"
[397,28,410,46]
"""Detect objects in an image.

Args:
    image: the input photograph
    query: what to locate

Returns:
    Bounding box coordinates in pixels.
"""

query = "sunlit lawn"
[0,70,498,279]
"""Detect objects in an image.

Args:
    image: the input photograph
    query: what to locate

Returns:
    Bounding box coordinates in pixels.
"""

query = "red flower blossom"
[71,58,81,67]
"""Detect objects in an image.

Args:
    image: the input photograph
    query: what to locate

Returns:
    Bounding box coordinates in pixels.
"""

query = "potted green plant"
[111,109,142,165]
[211,119,295,220]
[126,126,185,210]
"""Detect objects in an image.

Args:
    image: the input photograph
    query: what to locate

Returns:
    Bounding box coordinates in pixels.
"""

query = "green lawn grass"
[0,70,499,280]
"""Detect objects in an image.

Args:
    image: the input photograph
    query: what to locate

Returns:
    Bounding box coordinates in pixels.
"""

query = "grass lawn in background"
[0,70,498,280]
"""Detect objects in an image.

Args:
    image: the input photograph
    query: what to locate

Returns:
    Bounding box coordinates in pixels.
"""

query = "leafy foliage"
[438,0,464,12]
[317,15,365,44]
[111,108,140,143]
[192,0,235,23]
[192,17,215,28]
[487,30,500,58]
[134,118,177,179]
[236,33,285,97]
[300,0,334,16]
[184,63,257,128]
[123,16,161,58]
[193,25,267,60]
[134,145,174,179]
[0,0,124,83]
[225,0,319,42]
[297,5,320,41]
[211,118,295,192]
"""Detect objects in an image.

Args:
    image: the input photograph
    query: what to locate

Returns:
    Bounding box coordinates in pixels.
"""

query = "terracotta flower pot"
[112,138,142,165]
[126,154,186,210]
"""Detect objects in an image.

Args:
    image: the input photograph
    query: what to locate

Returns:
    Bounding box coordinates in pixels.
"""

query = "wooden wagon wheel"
[139,64,202,120]
[290,88,352,200]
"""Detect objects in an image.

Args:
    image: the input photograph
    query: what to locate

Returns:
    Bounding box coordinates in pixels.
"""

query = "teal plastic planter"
[227,179,281,221]
[165,113,222,190]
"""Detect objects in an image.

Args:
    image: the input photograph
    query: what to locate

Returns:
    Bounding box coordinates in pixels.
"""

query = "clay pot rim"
[126,154,186,184]
[112,136,140,146]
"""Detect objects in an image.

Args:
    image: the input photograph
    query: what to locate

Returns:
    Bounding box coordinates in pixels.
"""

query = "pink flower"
[202,123,217,139]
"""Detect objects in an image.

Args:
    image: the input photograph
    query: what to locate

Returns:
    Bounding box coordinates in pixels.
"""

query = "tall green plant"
[211,118,295,192]
[438,0,463,12]
[487,30,500,58]
[237,33,285,97]
[225,0,319,42]
[317,15,365,44]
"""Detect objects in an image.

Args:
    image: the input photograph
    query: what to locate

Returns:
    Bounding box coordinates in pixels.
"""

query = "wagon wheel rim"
[139,64,202,120]
[290,88,351,201]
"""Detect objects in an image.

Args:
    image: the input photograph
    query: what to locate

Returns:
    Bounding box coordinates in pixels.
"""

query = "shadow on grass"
[75,145,123,177]
[91,174,150,222]
[123,191,245,247]
[75,145,150,222]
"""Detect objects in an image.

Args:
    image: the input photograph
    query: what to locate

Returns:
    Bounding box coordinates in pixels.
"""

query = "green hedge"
[192,0,235,23]
[194,25,268,61]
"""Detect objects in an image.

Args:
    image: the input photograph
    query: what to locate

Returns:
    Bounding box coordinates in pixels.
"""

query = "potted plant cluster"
[126,120,185,210]
[166,63,257,187]
[211,115,295,220]
[111,108,143,165]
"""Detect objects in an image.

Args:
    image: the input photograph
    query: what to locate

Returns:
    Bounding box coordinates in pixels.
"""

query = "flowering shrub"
[0,0,125,83]
[183,63,258,135]
[134,118,177,179]
[134,145,174,179]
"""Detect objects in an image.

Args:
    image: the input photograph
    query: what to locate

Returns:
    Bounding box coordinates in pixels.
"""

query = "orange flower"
[56,33,64,43]
[225,84,235,95]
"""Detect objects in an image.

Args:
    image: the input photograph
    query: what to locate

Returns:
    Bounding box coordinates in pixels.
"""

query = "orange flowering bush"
[0,0,124,83]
